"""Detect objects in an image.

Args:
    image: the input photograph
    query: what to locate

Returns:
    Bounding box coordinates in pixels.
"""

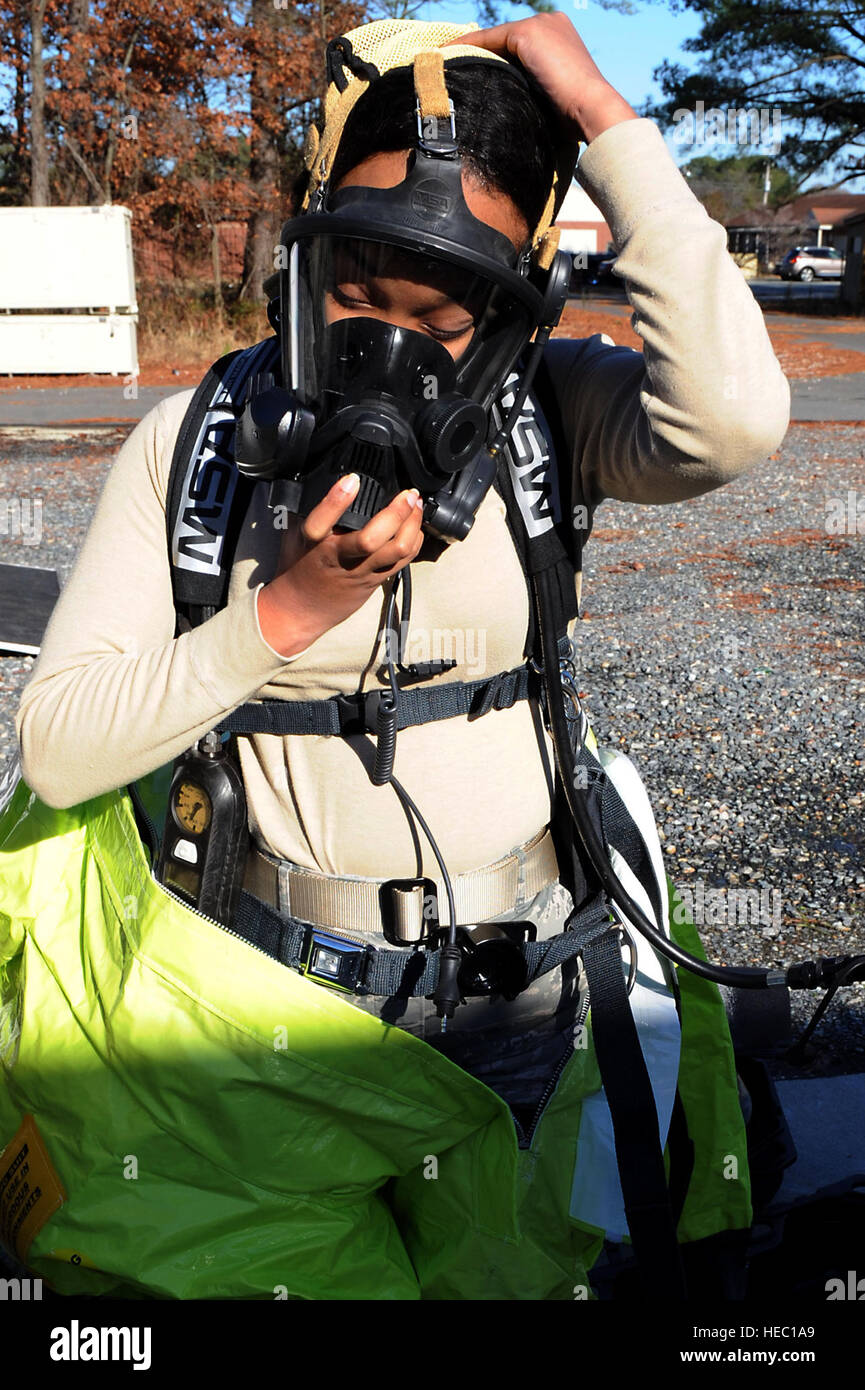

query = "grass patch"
[137,280,272,367]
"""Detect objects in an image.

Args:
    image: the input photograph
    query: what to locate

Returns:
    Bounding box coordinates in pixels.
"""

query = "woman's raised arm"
[545,116,790,507]
[457,11,790,506]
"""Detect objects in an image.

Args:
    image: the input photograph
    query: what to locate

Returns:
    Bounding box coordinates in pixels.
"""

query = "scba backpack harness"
[151,331,707,1298]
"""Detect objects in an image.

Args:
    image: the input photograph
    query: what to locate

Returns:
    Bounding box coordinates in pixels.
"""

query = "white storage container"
[0,313,137,375]
[0,205,138,374]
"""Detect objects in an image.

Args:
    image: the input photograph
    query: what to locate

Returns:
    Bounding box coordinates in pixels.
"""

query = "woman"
[8,14,789,1299]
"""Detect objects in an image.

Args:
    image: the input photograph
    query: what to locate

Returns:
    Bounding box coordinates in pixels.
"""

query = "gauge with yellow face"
[174,782,212,835]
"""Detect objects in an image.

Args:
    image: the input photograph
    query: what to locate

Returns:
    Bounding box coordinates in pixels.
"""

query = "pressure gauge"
[174,781,212,835]
[155,735,249,926]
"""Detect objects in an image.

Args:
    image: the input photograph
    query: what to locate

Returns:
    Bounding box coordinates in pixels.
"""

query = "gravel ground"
[1,421,863,1076]
[577,424,864,1076]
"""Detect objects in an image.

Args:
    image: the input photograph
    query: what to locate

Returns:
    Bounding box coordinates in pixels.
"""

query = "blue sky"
[418,0,864,191]
[418,0,703,117]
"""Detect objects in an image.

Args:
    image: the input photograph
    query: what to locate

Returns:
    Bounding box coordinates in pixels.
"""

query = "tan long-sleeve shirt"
[15,118,790,876]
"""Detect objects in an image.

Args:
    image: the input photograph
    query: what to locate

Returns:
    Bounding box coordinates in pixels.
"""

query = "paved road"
[575,277,846,307]
[749,276,844,307]
[1,287,862,428]
[1,372,861,429]
[0,385,184,428]
[788,372,865,422]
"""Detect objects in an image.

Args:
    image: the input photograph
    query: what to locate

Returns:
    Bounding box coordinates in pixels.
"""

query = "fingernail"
[340,473,359,492]
[406,488,420,504]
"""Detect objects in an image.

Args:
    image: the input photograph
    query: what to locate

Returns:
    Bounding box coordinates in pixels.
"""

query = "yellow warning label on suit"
[0,1113,67,1261]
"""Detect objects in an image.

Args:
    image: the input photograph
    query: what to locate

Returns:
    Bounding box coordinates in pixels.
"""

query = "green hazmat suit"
[0,765,751,1300]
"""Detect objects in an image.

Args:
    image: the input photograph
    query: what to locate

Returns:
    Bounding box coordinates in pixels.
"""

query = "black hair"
[317,60,559,234]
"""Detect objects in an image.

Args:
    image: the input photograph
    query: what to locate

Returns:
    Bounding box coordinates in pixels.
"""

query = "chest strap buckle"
[335,690,384,735]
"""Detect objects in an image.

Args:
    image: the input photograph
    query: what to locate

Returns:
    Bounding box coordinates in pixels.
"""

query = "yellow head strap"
[301,17,571,258]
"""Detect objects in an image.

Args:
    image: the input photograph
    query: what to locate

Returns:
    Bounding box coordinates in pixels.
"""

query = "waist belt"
[243,826,560,934]
[231,884,613,998]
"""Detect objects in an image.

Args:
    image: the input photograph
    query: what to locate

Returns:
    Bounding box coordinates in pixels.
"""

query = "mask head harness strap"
[413,49,457,153]
[410,44,561,270]
[304,31,565,269]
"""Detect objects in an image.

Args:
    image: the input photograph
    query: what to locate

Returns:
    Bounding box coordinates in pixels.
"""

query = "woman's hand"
[445,11,638,146]
[257,475,425,657]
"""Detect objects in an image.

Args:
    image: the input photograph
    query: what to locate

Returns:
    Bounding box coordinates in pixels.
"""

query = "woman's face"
[327,150,530,362]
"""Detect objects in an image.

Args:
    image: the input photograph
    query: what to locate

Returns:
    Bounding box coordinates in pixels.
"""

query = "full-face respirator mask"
[235,38,572,542]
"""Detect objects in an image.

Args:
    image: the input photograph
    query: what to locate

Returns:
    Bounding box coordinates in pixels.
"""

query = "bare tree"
[29,0,49,203]
[239,0,284,301]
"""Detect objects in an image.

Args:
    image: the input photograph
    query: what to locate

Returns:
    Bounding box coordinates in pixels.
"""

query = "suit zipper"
[513,984,591,1150]
[153,874,279,959]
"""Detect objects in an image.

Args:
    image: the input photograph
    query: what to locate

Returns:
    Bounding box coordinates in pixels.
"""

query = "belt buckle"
[380,877,439,946]
[301,927,373,994]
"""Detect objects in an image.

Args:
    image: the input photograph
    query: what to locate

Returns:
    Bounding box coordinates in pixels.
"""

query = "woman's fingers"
[301,473,361,544]
[362,497,426,574]
[296,479,425,580]
[444,14,636,143]
[337,488,424,565]
[445,14,598,97]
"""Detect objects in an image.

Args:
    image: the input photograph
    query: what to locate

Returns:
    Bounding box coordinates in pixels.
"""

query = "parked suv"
[775,246,846,281]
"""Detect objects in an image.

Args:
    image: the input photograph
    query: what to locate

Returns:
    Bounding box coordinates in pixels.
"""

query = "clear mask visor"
[286,234,536,418]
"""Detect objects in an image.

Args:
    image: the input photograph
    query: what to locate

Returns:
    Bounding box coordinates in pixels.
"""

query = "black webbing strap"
[218,663,536,737]
[530,353,595,583]
[667,1089,696,1230]
[231,886,612,997]
[489,360,579,662]
[532,562,686,1298]
[580,927,686,1297]
[572,742,665,932]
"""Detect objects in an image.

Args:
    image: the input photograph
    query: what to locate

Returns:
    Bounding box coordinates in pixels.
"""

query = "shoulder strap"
[531,350,593,614]
[491,369,579,661]
[531,561,686,1297]
[166,336,281,635]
